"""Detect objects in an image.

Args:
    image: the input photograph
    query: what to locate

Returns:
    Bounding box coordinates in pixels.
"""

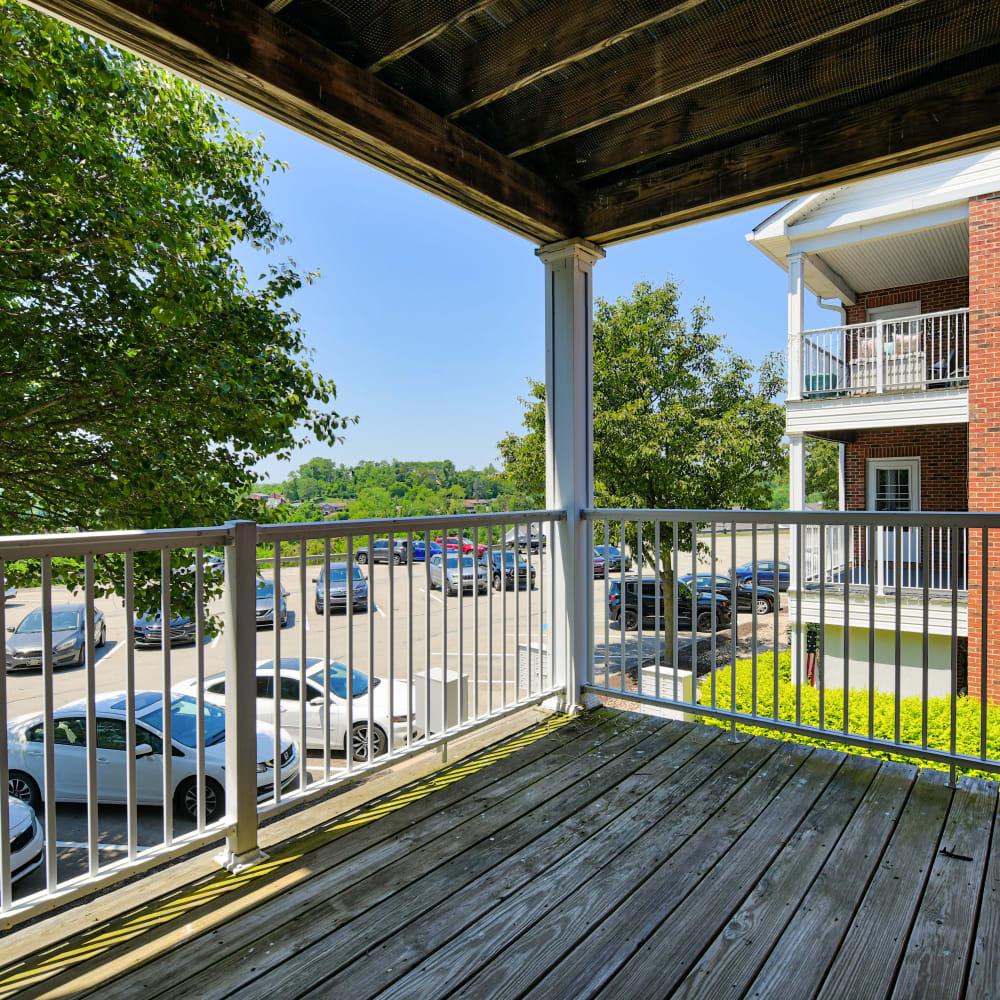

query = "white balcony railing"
[800,308,968,398]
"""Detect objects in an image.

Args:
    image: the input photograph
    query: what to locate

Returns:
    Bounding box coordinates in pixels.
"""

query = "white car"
[6,691,299,823]
[177,658,415,761]
[9,798,43,885]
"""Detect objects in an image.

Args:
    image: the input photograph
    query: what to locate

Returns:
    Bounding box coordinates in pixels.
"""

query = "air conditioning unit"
[413,668,472,734]
[517,642,552,694]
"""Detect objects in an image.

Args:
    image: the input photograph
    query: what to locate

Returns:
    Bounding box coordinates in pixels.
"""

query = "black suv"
[354,538,408,565]
[679,573,776,616]
[480,550,536,590]
[609,578,730,632]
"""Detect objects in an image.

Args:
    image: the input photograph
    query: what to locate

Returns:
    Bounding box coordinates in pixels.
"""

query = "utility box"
[639,665,695,721]
[517,642,552,695]
[413,668,472,735]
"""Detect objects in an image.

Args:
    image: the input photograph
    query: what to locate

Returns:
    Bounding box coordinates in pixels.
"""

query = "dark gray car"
[6,603,106,670]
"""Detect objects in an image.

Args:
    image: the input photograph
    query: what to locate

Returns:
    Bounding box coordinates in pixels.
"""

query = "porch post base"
[216,845,268,874]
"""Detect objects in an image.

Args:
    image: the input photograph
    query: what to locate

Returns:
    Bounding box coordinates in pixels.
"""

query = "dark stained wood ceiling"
[26,0,1000,244]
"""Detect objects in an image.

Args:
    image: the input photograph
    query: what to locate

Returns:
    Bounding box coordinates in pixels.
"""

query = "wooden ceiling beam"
[444,0,710,118]
[498,0,926,156]
[25,0,575,244]
[364,1,498,74]
[531,0,995,184]
[580,57,1000,244]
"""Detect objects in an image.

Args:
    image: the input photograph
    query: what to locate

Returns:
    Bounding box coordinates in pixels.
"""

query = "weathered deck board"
[742,759,917,1000]
[816,768,953,1000]
[7,711,1000,1000]
[892,777,998,1000]
[127,712,672,1000]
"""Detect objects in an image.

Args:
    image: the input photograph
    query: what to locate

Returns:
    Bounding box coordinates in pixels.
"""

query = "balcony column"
[537,238,605,713]
[787,252,806,402]
[788,433,806,684]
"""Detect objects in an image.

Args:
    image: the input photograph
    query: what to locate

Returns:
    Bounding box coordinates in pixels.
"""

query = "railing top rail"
[0,525,231,560]
[583,507,988,527]
[802,305,969,338]
[257,508,566,542]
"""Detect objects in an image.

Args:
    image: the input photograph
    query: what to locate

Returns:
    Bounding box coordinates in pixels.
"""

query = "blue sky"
[228,102,830,483]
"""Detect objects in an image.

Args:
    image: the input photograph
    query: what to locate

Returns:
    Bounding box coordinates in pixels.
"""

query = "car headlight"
[55,637,78,652]
[392,714,409,723]
[256,761,271,773]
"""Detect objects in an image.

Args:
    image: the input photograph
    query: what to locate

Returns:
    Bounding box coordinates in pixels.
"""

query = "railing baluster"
[272,541,282,800]
[84,554,98,876]
[160,548,172,847]
[345,534,354,773]
[41,556,56,891]
[751,523,758,717]
[324,537,332,778]
[125,552,137,860]
[299,538,309,784]
[0,559,10,912]
[195,548,206,830]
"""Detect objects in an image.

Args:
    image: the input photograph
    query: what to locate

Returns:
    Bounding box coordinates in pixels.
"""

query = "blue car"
[408,539,443,563]
[731,560,790,592]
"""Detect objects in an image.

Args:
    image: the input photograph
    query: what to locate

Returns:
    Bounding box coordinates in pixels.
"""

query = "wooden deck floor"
[3,708,1000,999]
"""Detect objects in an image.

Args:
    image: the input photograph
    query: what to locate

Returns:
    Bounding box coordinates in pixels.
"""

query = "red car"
[436,536,474,554]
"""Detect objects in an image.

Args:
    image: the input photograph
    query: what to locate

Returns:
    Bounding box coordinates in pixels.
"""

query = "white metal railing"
[800,308,968,398]
[0,509,564,927]
[805,524,968,593]
[582,508,996,781]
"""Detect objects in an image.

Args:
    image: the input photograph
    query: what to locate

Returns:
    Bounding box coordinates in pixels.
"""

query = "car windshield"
[596,545,621,557]
[17,608,81,633]
[444,556,462,569]
[256,580,274,598]
[321,565,364,583]
[502,553,525,567]
[307,662,372,699]
[142,694,227,747]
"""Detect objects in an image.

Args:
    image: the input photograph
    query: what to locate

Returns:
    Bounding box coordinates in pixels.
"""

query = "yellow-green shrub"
[697,651,1000,781]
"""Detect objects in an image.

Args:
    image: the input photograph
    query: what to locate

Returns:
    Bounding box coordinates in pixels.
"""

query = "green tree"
[805,439,841,511]
[0,3,351,543]
[499,279,785,653]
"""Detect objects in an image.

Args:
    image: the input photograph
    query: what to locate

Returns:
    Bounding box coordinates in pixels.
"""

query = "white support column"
[218,519,266,872]
[838,443,847,511]
[787,252,806,402]
[537,238,605,713]
[788,433,806,686]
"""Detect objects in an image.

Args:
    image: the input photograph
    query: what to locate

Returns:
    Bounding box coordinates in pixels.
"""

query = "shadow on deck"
[2,708,997,999]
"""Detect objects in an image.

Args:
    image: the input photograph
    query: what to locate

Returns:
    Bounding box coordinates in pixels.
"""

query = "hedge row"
[696,651,1000,781]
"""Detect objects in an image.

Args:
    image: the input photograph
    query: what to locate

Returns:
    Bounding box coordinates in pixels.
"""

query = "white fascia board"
[785,389,968,436]
[785,203,969,255]
[790,591,967,636]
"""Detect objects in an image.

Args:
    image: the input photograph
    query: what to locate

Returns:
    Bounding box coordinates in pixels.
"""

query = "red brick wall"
[844,277,969,325]
[843,426,968,512]
[968,193,1000,703]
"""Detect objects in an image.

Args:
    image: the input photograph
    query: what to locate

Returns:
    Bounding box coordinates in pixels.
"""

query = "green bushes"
[697,651,1000,780]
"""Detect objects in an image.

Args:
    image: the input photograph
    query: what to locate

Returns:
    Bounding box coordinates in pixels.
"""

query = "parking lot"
[6,529,787,896]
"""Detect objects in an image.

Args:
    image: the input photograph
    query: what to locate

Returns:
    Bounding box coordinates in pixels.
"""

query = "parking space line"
[56,841,130,852]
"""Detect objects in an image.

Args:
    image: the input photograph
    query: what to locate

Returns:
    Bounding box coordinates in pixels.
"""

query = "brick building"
[748,149,1000,702]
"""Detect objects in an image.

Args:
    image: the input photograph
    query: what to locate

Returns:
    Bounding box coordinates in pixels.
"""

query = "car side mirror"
[311,577,318,582]
[135,743,154,758]
[309,697,325,706]
[6,626,13,633]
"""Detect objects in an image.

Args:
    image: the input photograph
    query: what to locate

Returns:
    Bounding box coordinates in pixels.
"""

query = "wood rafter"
[442,0,710,118]
[531,0,997,184]
[496,0,929,157]
[580,56,1000,244]
[25,0,574,244]
[364,0,498,73]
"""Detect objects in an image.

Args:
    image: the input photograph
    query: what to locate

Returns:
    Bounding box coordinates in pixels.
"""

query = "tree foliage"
[499,279,785,652]
[0,1,350,543]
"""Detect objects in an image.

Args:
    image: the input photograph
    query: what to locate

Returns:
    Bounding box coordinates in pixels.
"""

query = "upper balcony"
[788,308,970,436]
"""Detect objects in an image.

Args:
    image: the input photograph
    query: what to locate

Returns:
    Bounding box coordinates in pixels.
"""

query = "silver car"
[6,603,106,671]
[8,798,43,885]
[429,554,487,596]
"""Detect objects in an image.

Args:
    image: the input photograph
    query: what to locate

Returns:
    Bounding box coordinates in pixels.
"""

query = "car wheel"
[493,572,502,591]
[97,624,107,648]
[392,553,401,566]
[696,611,714,632]
[350,722,388,762]
[176,776,225,823]
[755,598,771,617]
[356,553,368,565]
[623,609,639,630]
[9,771,42,813]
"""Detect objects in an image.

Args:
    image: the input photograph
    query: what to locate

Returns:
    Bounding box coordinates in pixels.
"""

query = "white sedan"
[6,691,299,823]
[9,798,43,885]
[178,658,415,761]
